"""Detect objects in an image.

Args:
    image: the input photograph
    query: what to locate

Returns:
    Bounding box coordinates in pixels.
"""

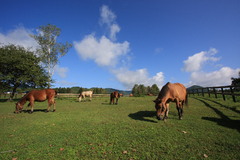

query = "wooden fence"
[188,85,240,102]
[57,93,110,98]
[0,93,110,100]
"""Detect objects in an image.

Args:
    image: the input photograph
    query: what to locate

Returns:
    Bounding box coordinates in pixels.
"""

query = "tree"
[150,84,160,96]
[131,84,147,97]
[0,44,49,100]
[132,84,139,96]
[30,24,72,88]
[231,71,240,90]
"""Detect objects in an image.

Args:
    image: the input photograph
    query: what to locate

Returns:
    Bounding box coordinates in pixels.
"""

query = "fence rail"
[0,93,110,99]
[57,93,110,98]
[188,85,240,102]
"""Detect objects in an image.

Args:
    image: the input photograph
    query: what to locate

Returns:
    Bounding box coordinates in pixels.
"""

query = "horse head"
[153,99,166,120]
[14,102,23,113]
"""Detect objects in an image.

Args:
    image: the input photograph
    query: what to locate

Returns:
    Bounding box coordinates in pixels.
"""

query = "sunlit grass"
[0,96,240,159]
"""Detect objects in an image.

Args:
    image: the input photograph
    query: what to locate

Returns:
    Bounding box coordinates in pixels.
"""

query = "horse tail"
[185,91,188,107]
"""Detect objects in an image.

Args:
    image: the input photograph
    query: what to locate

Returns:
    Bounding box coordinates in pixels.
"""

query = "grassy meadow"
[0,95,240,160]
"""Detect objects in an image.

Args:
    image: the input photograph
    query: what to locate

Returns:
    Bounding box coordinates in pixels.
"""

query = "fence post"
[207,88,210,97]
[221,88,225,101]
[213,88,217,98]
[201,88,204,97]
[230,86,236,102]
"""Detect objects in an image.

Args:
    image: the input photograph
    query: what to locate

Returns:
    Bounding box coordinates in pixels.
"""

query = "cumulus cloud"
[74,34,129,66]
[100,5,120,41]
[183,48,220,72]
[189,67,240,87]
[0,26,39,50]
[183,48,240,87]
[74,5,165,89]
[112,68,165,89]
[100,5,116,25]
[54,65,69,78]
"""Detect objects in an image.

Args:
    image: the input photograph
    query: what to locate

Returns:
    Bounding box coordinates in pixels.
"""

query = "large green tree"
[30,24,72,88]
[0,44,49,100]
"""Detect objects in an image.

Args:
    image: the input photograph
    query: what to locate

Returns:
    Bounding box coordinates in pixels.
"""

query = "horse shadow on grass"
[194,98,240,133]
[201,97,240,114]
[18,109,51,113]
[128,110,158,123]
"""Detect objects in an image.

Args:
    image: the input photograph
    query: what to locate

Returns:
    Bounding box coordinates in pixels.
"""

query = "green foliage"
[0,96,239,159]
[30,24,72,87]
[0,44,49,99]
[231,71,240,88]
[132,84,159,96]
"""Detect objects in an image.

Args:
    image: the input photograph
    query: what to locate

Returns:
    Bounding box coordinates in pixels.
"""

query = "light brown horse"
[110,91,120,105]
[14,89,57,113]
[153,82,188,120]
[78,91,93,102]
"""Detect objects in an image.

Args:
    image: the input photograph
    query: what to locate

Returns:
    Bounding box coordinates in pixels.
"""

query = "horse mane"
[17,92,29,105]
[157,82,170,100]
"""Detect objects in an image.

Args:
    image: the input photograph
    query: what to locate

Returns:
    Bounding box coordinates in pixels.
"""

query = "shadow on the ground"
[194,97,240,133]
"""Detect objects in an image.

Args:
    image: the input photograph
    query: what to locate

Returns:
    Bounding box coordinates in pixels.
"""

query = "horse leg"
[177,100,183,120]
[175,99,181,120]
[52,98,56,112]
[164,103,169,120]
[115,98,118,105]
[79,95,82,102]
[29,101,34,114]
[90,94,92,101]
[179,101,184,119]
[46,99,51,112]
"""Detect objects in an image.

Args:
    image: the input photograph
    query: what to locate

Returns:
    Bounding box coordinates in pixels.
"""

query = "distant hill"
[187,85,204,90]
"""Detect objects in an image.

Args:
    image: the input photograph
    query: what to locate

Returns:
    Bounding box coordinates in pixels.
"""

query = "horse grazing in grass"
[153,82,188,121]
[15,89,57,114]
[78,91,93,102]
[110,91,120,105]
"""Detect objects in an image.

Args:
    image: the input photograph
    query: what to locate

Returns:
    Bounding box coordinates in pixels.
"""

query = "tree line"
[131,84,159,97]
[55,87,107,94]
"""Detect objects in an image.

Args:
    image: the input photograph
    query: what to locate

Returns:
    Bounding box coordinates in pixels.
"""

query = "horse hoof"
[45,110,49,113]
[53,109,56,112]
[29,111,33,114]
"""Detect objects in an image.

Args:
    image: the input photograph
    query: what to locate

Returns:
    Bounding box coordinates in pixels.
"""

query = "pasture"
[0,96,240,160]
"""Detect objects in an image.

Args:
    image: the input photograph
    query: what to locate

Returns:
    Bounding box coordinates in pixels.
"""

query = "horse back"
[27,89,56,101]
[157,82,187,102]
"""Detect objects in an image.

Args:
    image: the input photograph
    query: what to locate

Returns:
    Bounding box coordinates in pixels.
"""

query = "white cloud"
[74,34,129,67]
[110,24,120,41]
[100,5,116,26]
[112,68,165,89]
[0,26,38,50]
[99,5,120,41]
[183,48,220,72]
[189,67,240,87]
[183,48,240,87]
[54,65,68,78]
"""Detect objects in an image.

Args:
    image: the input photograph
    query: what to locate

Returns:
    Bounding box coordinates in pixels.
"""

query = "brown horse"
[110,91,120,105]
[153,82,188,120]
[14,89,57,113]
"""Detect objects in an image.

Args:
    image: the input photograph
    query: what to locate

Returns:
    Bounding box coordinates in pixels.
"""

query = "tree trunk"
[9,85,18,101]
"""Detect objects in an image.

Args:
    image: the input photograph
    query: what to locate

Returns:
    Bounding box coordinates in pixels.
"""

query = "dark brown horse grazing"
[153,82,188,120]
[14,89,57,113]
[110,91,120,105]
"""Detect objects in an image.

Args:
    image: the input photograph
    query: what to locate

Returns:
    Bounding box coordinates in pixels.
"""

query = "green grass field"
[0,96,240,160]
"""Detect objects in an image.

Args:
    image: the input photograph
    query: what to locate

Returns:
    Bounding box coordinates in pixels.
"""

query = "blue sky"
[1,0,240,90]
